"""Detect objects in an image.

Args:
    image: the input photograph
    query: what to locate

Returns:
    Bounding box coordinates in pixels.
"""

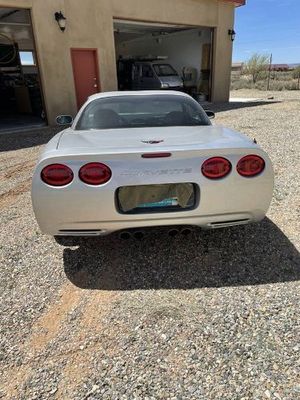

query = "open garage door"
[114,19,213,101]
[0,7,46,132]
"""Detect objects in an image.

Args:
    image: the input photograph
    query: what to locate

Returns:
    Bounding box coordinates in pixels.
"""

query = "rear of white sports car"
[32,92,274,236]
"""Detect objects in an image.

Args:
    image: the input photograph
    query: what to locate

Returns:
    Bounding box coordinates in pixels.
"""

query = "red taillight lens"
[237,155,265,177]
[201,157,232,179]
[79,162,112,185]
[41,164,73,186]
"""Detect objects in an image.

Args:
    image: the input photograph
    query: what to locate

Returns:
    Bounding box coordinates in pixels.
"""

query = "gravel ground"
[0,90,299,400]
[230,88,300,101]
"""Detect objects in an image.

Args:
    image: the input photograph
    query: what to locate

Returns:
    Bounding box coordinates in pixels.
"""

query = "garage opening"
[114,19,213,101]
[0,8,46,132]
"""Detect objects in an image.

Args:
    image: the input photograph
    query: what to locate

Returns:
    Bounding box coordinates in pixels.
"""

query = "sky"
[233,0,300,64]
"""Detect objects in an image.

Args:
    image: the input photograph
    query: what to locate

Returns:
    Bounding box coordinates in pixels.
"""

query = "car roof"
[88,90,191,102]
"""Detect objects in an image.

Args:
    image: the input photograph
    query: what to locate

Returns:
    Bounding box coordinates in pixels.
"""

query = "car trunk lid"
[57,125,256,155]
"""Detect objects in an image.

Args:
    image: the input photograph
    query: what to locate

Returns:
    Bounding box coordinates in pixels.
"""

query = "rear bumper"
[31,149,274,236]
[54,211,260,236]
[32,175,272,236]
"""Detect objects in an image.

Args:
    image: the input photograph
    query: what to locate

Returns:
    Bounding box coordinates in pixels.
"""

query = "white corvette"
[31,91,274,238]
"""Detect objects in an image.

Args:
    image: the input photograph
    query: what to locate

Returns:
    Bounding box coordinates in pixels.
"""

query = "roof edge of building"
[221,0,246,6]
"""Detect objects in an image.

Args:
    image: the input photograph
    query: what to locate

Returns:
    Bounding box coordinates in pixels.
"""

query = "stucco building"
[0,0,245,130]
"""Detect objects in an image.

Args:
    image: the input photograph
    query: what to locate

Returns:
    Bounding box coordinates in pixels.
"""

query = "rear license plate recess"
[116,183,197,214]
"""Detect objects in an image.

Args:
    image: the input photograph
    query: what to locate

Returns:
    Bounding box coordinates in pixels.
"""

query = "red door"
[71,49,100,109]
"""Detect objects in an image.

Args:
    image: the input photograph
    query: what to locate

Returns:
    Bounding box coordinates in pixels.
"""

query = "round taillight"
[79,162,112,185]
[201,157,232,179]
[41,164,73,186]
[237,155,265,177]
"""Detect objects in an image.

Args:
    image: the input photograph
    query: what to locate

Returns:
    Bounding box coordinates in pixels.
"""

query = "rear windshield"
[153,64,178,77]
[75,95,211,130]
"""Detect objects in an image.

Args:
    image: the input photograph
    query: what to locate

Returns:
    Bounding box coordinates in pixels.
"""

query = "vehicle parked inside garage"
[114,21,214,101]
[117,57,184,91]
[31,91,274,238]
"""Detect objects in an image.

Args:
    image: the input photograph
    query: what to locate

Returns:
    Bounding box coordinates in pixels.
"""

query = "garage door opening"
[114,19,213,101]
[0,8,46,132]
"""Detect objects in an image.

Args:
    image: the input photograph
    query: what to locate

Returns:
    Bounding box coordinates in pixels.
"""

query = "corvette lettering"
[120,168,193,177]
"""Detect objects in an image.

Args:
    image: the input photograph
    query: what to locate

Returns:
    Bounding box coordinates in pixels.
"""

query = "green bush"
[243,53,269,83]
[258,71,268,81]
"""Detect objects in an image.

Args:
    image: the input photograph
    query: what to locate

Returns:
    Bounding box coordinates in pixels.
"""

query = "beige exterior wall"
[0,0,235,124]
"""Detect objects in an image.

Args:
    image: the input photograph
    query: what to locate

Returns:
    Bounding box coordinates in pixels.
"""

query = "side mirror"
[205,110,215,119]
[56,115,73,126]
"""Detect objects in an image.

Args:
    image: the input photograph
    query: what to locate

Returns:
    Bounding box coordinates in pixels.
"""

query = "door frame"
[70,48,101,109]
[29,8,48,123]
[0,5,48,124]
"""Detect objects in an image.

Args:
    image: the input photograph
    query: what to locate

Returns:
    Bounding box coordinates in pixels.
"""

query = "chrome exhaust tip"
[168,228,179,237]
[119,231,131,240]
[133,231,144,240]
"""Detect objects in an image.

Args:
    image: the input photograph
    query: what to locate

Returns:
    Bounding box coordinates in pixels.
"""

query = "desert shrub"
[231,80,254,90]
[275,72,294,81]
[258,71,268,81]
[255,81,267,90]
[286,81,299,90]
[269,81,285,91]
[231,62,300,91]
[244,53,269,83]
[231,78,299,91]
[265,80,299,91]
[292,67,300,79]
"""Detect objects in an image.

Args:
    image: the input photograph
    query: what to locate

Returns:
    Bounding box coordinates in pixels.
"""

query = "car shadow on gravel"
[210,100,281,113]
[62,218,300,290]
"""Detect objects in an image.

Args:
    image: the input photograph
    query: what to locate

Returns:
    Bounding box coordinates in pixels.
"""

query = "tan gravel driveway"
[0,90,299,400]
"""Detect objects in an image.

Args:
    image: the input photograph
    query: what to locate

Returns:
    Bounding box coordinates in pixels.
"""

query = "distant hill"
[288,63,300,68]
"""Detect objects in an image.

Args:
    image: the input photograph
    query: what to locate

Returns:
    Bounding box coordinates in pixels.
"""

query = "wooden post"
[267,53,272,91]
